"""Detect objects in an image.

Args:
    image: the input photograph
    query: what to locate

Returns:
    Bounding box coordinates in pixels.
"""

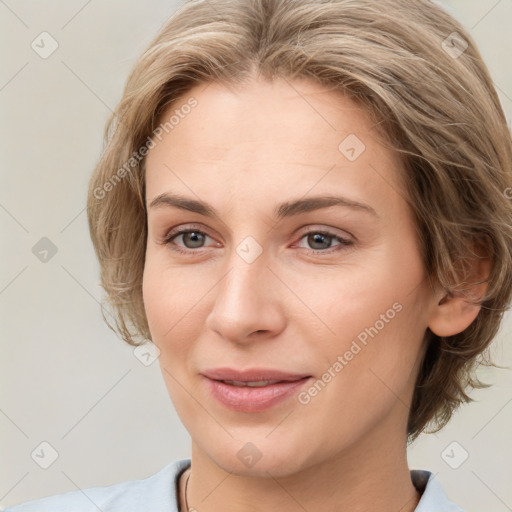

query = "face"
[142,76,437,477]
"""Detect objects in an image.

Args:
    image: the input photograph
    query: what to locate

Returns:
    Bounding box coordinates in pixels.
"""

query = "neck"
[180,422,420,512]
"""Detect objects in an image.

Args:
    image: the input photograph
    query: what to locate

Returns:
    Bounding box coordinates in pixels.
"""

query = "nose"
[204,250,287,344]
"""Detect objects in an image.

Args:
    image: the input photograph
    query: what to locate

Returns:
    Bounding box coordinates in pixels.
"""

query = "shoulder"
[411,470,467,512]
[2,458,191,512]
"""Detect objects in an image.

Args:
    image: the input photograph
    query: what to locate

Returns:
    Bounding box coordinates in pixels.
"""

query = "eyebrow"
[148,192,378,219]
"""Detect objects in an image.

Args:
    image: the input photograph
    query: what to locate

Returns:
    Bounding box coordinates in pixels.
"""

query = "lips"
[201,367,312,412]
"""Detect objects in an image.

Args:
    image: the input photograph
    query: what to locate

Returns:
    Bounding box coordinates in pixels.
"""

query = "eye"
[160,225,353,256]
[296,229,353,254]
[163,227,215,253]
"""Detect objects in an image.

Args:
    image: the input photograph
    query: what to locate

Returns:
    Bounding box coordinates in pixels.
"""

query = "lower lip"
[203,376,312,412]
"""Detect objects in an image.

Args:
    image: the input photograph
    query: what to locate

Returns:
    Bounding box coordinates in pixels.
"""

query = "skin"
[142,76,488,512]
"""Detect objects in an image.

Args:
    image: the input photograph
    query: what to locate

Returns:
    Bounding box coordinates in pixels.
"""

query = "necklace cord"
[183,470,191,512]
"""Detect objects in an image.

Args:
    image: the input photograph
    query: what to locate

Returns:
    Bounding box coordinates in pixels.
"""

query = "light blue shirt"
[2,458,466,511]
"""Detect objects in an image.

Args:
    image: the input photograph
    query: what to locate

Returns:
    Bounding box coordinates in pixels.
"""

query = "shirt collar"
[173,461,465,512]
[411,470,466,511]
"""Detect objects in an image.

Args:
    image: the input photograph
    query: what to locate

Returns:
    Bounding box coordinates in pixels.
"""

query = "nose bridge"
[217,243,270,315]
[220,227,270,299]
[205,236,284,340]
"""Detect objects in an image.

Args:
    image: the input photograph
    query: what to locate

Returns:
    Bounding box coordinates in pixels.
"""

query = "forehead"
[144,76,407,213]
[152,77,377,157]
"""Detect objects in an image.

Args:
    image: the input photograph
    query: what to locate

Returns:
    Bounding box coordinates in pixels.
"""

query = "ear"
[428,241,492,337]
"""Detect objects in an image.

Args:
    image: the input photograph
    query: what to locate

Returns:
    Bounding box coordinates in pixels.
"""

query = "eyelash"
[161,225,353,256]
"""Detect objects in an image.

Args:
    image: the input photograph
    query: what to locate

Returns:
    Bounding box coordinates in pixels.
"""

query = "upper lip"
[201,367,311,382]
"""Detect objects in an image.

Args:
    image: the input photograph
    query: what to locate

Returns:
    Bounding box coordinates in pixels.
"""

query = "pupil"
[184,232,204,248]
[309,233,330,249]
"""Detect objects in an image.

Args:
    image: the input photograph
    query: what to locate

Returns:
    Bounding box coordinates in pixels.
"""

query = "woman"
[6,0,512,510]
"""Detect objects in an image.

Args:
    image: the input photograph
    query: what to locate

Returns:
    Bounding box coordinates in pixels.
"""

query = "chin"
[201,434,317,478]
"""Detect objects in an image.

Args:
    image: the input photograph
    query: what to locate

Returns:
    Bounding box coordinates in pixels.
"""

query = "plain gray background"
[1,0,511,510]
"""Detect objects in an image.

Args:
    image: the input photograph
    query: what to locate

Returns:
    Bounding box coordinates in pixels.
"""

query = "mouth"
[201,368,312,412]
[218,379,302,387]
[201,367,311,383]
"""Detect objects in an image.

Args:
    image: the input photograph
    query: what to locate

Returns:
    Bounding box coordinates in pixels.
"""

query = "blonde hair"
[87,0,512,439]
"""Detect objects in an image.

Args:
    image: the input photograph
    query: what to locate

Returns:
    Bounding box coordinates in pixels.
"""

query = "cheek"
[142,262,200,406]
[143,253,189,335]
[142,258,212,362]
[142,261,215,439]
[294,295,425,449]
[142,263,169,341]
[291,238,428,396]
[289,243,424,343]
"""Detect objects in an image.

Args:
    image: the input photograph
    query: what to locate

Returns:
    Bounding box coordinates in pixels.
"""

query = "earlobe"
[428,244,491,337]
